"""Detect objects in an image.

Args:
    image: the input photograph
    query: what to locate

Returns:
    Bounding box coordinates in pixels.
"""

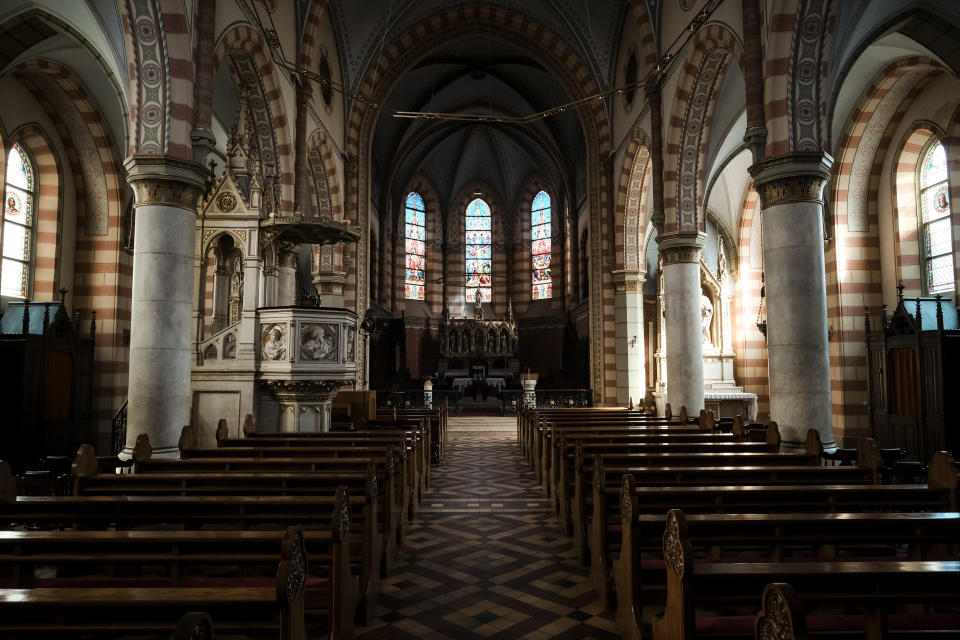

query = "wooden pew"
[207,423,421,508]
[69,443,395,585]
[0,521,355,639]
[754,579,960,640]
[528,411,694,481]
[141,435,417,527]
[184,428,419,527]
[0,491,384,624]
[651,509,960,640]
[550,424,781,520]
[572,438,850,563]
[0,525,328,640]
[236,412,431,501]
[613,456,960,639]
[536,417,704,485]
[583,437,893,604]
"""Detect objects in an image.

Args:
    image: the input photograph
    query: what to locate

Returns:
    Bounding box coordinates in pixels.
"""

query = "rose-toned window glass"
[531,190,552,299]
[465,198,492,302]
[404,192,426,300]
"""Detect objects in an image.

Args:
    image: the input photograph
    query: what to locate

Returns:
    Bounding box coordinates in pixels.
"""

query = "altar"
[451,377,506,391]
[438,295,520,385]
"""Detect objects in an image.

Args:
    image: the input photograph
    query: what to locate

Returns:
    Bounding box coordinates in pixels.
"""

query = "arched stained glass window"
[2,144,35,298]
[531,190,552,299]
[465,198,492,302]
[919,140,954,294]
[404,192,426,300]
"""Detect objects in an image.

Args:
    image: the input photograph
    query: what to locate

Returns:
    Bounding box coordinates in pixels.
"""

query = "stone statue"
[473,288,484,320]
[506,296,514,324]
[701,294,714,345]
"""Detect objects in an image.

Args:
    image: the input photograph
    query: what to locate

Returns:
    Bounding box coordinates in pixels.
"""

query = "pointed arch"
[345,4,615,403]
[615,133,651,272]
[215,26,294,215]
[664,24,744,233]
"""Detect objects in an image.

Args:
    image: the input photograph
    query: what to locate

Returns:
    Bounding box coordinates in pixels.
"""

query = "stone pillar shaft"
[124,156,207,457]
[660,235,705,414]
[751,153,835,449]
[613,269,646,406]
[646,80,665,231]
[293,83,312,214]
[741,0,767,160]
[191,0,216,162]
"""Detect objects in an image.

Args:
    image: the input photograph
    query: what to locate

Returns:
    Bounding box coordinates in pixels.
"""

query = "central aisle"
[357,428,619,639]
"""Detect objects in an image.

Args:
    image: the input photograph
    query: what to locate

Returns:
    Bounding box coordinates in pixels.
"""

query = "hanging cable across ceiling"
[241,0,724,124]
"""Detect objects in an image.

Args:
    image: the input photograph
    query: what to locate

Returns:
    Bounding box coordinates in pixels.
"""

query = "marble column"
[659,234,705,414]
[750,153,835,450]
[613,269,646,406]
[124,156,207,458]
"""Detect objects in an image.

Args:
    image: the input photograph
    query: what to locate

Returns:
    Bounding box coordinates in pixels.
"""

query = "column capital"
[124,155,208,209]
[657,234,704,266]
[611,269,645,293]
[749,152,834,209]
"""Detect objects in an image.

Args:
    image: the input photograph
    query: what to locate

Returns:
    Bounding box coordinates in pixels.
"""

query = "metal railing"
[111,400,127,456]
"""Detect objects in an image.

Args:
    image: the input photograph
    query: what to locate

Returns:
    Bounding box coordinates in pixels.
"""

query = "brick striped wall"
[14,59,130,439]
[734,185,770,420]
[827,59,942,442]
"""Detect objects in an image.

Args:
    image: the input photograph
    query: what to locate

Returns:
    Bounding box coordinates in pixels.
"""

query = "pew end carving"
[929,450,960,509]
[133,434,153,464]
[755,583,805,640]
[179,425,196,454]
[70,444,99,480]
[172,612,216,640]
[0,461,15,500]
[653,509,694,640]
[276,526,308,640]
[215,419,229,444]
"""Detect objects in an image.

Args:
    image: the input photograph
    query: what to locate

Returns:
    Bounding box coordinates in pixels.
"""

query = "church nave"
[358,426,618,640]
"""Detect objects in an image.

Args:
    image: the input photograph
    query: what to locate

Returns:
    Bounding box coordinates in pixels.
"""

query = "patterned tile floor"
[356,429,618,639]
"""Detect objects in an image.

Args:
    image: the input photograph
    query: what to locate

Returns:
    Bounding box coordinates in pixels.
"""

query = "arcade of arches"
[2,1,960,456]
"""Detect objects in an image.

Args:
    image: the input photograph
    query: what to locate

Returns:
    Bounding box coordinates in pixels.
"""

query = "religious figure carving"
[300,323,338,361]
[701,294,714,345]
[473,288,484,320]
[261,324,287,360]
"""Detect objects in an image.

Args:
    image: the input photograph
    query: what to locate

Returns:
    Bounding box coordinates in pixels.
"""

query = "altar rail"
[376,389,591,411]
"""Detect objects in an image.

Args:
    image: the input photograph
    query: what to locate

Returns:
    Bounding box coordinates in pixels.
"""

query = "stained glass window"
[404,192,426,300]
[531,190,552,299]
[919,140,954,294]
[465,198,492,302]
[2,144,34,298]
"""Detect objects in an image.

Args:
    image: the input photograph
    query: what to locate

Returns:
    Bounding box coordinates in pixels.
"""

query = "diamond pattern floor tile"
[355,427,617,639]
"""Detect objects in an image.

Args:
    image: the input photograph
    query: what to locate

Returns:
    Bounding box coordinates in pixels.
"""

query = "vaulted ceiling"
[326,0,632,225]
